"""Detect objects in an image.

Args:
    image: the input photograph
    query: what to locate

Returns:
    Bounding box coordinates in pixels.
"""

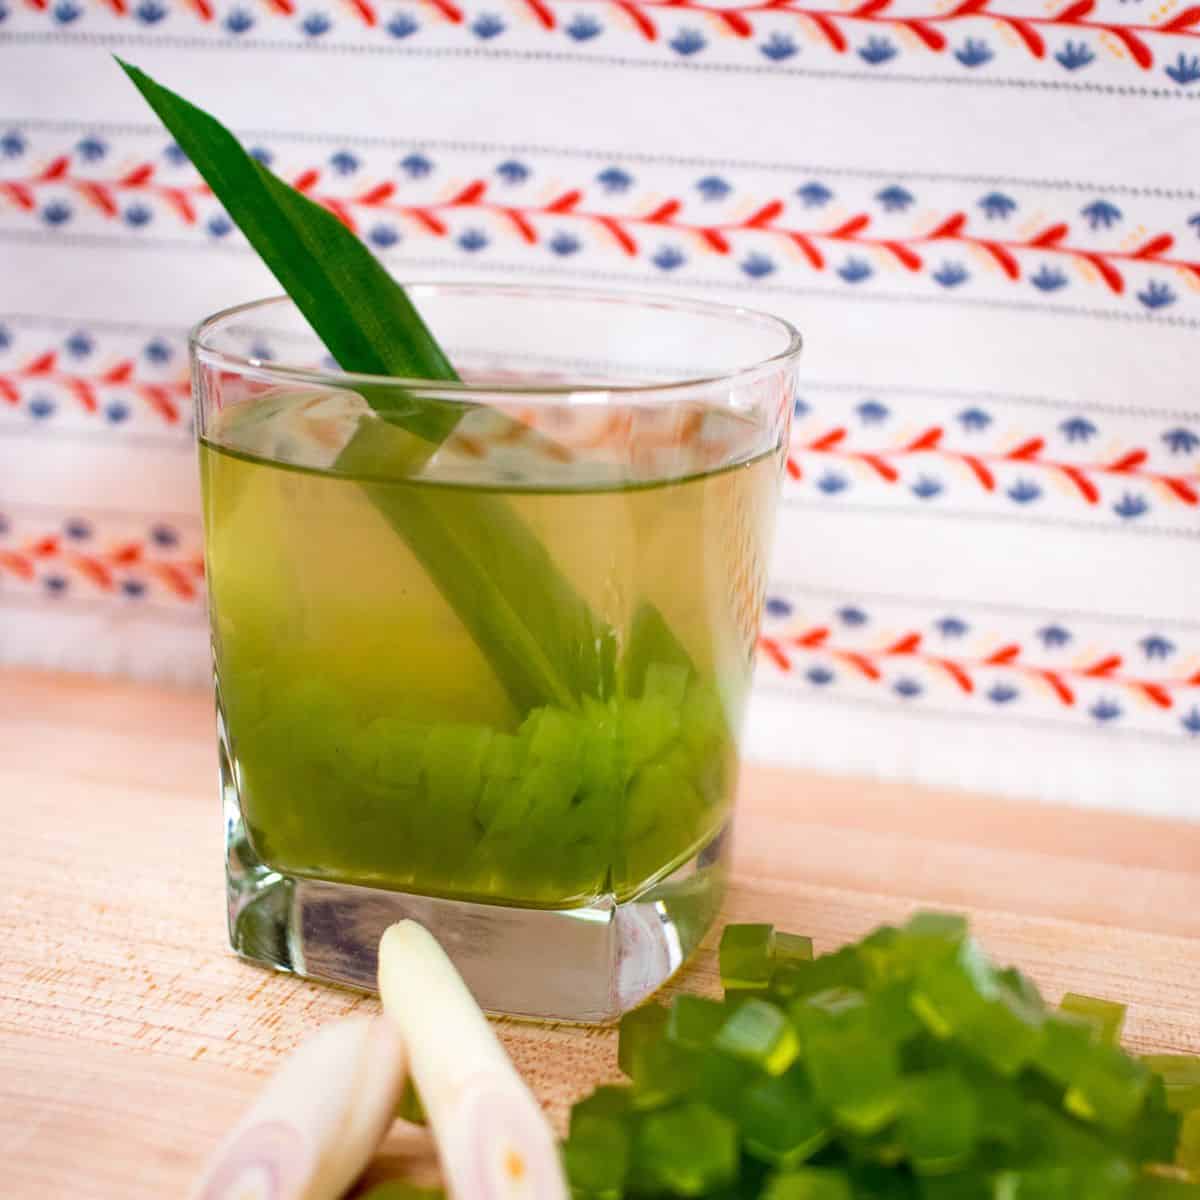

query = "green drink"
[201,389,781,909]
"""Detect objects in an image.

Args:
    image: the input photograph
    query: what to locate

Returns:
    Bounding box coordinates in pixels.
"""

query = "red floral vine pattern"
[758,626,1200,710]
[786,426,1200,507]
[0,345,188,423]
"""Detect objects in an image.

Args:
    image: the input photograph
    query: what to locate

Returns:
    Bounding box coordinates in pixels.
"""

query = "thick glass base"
[224,758,729,1023]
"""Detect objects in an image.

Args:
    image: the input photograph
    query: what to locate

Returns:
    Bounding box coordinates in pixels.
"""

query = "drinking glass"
[192,283,801,1021]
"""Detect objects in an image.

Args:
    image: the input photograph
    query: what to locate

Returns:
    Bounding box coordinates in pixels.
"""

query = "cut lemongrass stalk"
[378,921,568,1200]
[192,1015,405,1200]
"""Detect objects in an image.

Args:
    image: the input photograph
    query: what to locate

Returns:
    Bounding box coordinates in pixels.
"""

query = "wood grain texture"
[1,666,1197,1198]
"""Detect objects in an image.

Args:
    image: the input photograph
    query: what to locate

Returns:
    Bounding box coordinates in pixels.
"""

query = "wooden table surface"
[2,667,1198,1198]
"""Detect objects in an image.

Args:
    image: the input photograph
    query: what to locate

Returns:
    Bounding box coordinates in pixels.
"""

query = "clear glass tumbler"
[192,283,800,1021]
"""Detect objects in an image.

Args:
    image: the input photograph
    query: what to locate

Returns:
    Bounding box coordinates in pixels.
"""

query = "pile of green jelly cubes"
[563,914,1200,1199]
[234,657,734,905]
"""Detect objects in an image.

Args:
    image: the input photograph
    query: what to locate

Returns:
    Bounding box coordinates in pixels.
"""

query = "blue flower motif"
[838,257,873,284]
[247,146,273,167]
[894,677,923,699]
[1038,624,1072,649]
[470,12,505,37]
[1055,40,1095,70]
[760,32,798,60]
[932,261,969,288]
[329,150,360,176]
[400,153,433,179]
[0,130,25,158]
[1138,281,1176,310]
[52,0,81,22]
[740,253,776,279]
[143,338,172,364]
[858,36,897,64]
[817,472,849,495]
[1140,634,1175,660]
[987,683,1019,704]
[955,38,993,67]
[1031,265,1068,292]
[224,6,254,32]
[765,596,793,618]
[652,245,686,271]
[457,228,489,252]
[105,402,130,424]
[300,11,332,36]
[66,331,94,359]
[368,223,400,249]
[1089,698,1122,723]
[1081,199,1122,230]
[796,182,833,208]
[1190,212,1200,236]
[134,0,167,22]
[75,136,107,162]
[0,323,12,350]
[1163,427,1199,454]
[248,342,274,361]
[596,166,633,193]
[1166,53,1200,85]
[495,160,530,185]
[28,394,55,419]
[1182,707,1200,735]
[41,201,72,227]
[207,213,234,238]
[978,192,1016,220]
[936,616,969,638]
[123,203,153,228]
[163,142,188,166]
[1007,479,1042,504]
[669,27,706,54]
[65,518,92,541]
[549,231,581,256]
[875,186,914,213]
[386,10,418,36]
[793,397,810,418]
[856,400,889,425]
[44,574,68,594]
[838,606,869,627]
[564,13,602,39]
[1059,416,1097,443]
[121,579,147,598]
[1113,492,1149,519]
[696,175,732,202]
[807,666,835,686]
[150,524,178,548]
[957,407,992,432]
[911,475,944,499]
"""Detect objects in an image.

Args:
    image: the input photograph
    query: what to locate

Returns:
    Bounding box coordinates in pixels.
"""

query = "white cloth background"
[1,5,1197,816]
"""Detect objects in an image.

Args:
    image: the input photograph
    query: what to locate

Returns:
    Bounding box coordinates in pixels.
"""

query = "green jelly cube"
[1061,992,1126,1046]
[714,998,800,1076]
[1180,1108,1200,1171]
[632,1102,739,1196]
[618,1003,668,1076]
[667,994,728,1050]
[739,1070,833,1167]
[780,949,867,1003]
[1128,1076,1182,1165]
[362,717,426,788]
[962,1064,1025,1149]
[856,925,904,986]
[562,1113,630,1200]
[525,705,580,765]
[631,1037,702,1111]
[911,937,996,1038]
[1142,1056,1200,1113]
[720,923,776,991]
[871,982,925,1046]
[484,732,523,779]
[806,1025,903,1135]
[898,1069,979,1174]
[776,932,816,966]
[1032,1013,1096,1087]
[960,993,1045,1077]
[905,911,970,945]
[643,661,690,709]
[1064,1042,1152,1131]
[570,1084,633,1133]
[622,695,682,770]
[422,723,491,807]
[1134,1176,1200,1200]
[762,1168,853,1200]
[991,1159,1135,1200]
[694,1047,758,1119]
[998,966,1047,1013]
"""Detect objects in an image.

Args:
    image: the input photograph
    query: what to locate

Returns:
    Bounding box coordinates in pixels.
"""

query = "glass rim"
[189,282,803,401]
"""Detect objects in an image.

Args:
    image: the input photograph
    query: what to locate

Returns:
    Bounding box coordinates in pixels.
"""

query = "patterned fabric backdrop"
[1,8,1197,815]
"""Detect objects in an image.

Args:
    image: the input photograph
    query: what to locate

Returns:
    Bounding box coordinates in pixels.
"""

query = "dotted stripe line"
[765,579,1200,632]
[3,233,1198,331]
[4,32,1200,102]
[8,117,1200,201]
